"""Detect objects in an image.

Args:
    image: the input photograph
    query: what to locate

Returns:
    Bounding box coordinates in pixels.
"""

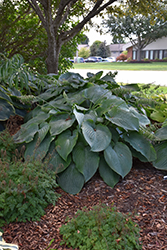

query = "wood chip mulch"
[2,115,167,250]
[2,159,167,250]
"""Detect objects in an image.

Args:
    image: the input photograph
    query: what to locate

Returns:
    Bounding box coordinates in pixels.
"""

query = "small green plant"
[0,152,59,227]
[60,204,142,250]
[0,129,19,162]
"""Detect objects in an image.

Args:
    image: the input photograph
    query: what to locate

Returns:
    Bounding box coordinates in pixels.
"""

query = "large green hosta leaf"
[73,142,99,182]
[50,113,75,136]
[82,120,111,152]
[0,99,15,121]
[83,85,112,104]
[129,107,150,127]
[152,141,167,170]
[104,142,132,178]
[38,122,50,143]
[105,107,139,131]
[47,141,71,174]
[57,163,85,194]
[154,126,167,141]
[24,133,54,160]
[99,156,120,188]
[55,129,78,161]
[124,131,157,162]
[13,123,38,143]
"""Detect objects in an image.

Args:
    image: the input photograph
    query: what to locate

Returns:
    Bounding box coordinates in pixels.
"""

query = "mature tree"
[103,4,167,60]
[97,41,110,58]
[80,34,89,45]
[90,40,102,56]
[25,0,163,74]
[0,0,84,74]
[78,47,90,58]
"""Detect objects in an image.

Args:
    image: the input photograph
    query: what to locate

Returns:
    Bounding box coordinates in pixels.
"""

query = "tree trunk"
[46,33,62,74]
[137,36,142,61]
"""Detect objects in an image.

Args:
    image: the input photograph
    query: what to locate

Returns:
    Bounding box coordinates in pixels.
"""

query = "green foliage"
[0,150,59,227]
[60,204,142,250]
[0,130,18,161]
[78,47,90,58]
[13,71,167,194]
[103,4,167,60]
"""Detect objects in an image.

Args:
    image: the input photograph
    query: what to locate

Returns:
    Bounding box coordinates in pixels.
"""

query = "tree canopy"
[1,0,165,73]
[25,0,163,74]
[103,2,167,60]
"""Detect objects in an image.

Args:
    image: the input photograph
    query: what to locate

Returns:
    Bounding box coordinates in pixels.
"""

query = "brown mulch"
[2,116,167,250]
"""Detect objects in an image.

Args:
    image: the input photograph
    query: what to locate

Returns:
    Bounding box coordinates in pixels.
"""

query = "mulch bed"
[2,116,167,250]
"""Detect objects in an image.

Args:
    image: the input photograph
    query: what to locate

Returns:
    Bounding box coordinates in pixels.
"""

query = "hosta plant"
[0,54,59,127]
[13,71,167,194]
[60,204,142,250]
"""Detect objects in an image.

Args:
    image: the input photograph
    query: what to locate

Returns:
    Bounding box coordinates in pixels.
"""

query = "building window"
[164,50,167,58]
[141,51,145,59]
[159,50,163,59]
[133,50,136,60]
[145,50,149,59]
[150,50,153,60]
[154,50,159,59]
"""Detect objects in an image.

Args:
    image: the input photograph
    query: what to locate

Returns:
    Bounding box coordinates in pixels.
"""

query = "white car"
[104,57,116,62]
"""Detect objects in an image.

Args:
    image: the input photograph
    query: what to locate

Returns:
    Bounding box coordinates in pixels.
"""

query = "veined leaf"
[124,131,157,162]
[24,133,54,160]
[73,108,84,127]
[73,142,99,182]
[154,126,167,141]
[55,129,78,161]
[0,99,15,121]
[105,107,139,131]
[152,141,167,170]
[99,156,120,188]
[82,120,111,152]
[50,113,75,136]
[57,163,85,194]
[104,142,132,178]
[129,107,150,127]
[13,123,38,143]
[38,122,50,143]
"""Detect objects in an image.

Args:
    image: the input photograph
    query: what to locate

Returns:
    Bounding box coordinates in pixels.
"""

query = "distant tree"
[90,40,102,56]
[103,4,167,60]
[80,35,89,45]
[97,42,110,58]
[78,47,90,58]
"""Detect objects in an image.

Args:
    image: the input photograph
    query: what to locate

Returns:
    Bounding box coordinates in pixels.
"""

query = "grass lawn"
[74,62,167,71]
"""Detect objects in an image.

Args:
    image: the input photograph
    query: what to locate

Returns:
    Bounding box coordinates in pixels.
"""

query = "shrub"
[0,153,59,227]
[116,53,127,61]
[60,204,142,250]
[0,129,19,162]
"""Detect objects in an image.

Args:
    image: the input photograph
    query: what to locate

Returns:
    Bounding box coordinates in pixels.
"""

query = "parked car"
[85,56,100,63]
[74,57,85,63]
[103,57,116,62]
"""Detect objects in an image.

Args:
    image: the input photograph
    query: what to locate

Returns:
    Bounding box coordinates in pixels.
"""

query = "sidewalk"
[70,69,167,86]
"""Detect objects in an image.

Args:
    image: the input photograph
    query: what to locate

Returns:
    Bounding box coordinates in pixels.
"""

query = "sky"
[84,16,112,46]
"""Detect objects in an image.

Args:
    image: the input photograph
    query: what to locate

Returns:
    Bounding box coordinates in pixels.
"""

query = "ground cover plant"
[60,204,142,250]
[12,69,167,194]
[0,129,59,227]
[74,61,167,71]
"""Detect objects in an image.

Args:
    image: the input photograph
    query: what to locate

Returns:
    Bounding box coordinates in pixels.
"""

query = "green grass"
[74,62,167,71]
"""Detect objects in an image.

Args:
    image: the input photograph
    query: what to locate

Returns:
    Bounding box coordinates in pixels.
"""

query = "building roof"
[108,44,125,51]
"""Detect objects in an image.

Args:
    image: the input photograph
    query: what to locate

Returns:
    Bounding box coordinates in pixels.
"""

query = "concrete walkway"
[70,69,167,86]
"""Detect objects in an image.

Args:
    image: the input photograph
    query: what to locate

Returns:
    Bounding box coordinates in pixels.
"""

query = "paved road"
[70,69,167,86]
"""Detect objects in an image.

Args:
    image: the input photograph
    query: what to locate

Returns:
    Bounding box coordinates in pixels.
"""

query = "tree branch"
[60,0,117,43]
[26,0,47,29]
